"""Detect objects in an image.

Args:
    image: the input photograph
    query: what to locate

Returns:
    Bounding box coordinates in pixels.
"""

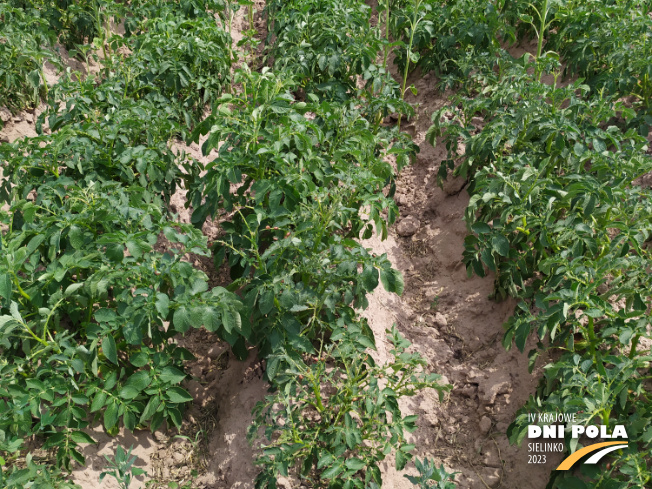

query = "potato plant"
[179,0,450,483]
[186,68,416,359]
[2,101,187,206]
[386,0,525,89]
[264,0,386,100]
[0,4,59,115]
[249,325,449,489]
[184,64,449,488]
[0,180,244,469]
[117,14,232,125]
[1,0,449,487]
[546,0,652,117]
[427,9,652,487]
[0,0,240,484]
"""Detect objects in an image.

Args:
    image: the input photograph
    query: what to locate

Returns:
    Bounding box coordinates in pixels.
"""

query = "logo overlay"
[526,412,628,470]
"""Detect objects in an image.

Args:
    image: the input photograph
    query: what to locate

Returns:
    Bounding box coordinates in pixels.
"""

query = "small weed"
[100,446,147,489]
[405,458,458,489]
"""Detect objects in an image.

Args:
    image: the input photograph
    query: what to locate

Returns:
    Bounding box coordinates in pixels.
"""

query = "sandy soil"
[0,7,586,489]
[354,65,563,488]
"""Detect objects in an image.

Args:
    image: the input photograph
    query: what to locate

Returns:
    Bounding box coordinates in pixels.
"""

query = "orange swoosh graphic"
[556,441,628,470]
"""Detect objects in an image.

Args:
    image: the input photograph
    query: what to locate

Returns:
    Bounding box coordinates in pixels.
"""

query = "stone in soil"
[478,377,512,406]
[479,415,492,435]
[0,108,11,124]
[397,216,421,237]
[433,312,448,327]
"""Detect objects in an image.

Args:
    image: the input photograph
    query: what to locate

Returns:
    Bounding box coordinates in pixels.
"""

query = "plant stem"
[39,66,49,100]
[397,0,422,131]
[12,273,31,301]
[535,0,549,81]
[383,0,390,71]
[629,333,641,359]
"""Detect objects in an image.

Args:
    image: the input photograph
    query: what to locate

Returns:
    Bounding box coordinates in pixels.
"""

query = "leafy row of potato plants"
[0,0,453,487]
[0,0,237,486]
[428,17,652,489]
[0,3,60,116]
[542,0,652,132]
[179,0,452,487]
[388,0,651,133]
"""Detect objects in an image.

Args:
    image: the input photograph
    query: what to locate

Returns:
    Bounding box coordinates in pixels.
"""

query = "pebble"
[0,108,11,123]
[478,378,512,406]
[172,451,185,465]
[397,216,420,237]
[25,113,34,123]
[206,368,220,383]
[479,416,492,435]
[433,312,448,327]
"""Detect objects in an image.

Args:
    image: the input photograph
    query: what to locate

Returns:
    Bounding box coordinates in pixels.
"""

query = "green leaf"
[321,464,343,480]
[129,351,149,368]
[102,335,118,365]
[69,225,84,249]
[168,407,182,428]
[94,308,117,323]
[69,431,96,445]
[471,222,492,234]
[64,283,84,296]
[356,335,376,350]
[26,235,45,256]
[592,138,606,153]
[395,449,408,470]
[106,244,124,262]
[480,248,496,271]
[155,293,170,317]
[27,69,41,89]
[0,274,12,300]
[361,265,379,292]
[491,234,510,257]
[317,453,334,469]
[166,386,193,403]
[123,315,144,345]
[123,371,151,396]
[10,301,22,322]
[259,289,275,315]
[379,268,404,295]
[173,306,191,333]
[90,391,108,413]
[159,366,186,385]
[123,410,137,431]
[222,308,241,334]
[126,240,145,258]
[140,396,161,423]
[104,402,119,431]
[344,458,365,471]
